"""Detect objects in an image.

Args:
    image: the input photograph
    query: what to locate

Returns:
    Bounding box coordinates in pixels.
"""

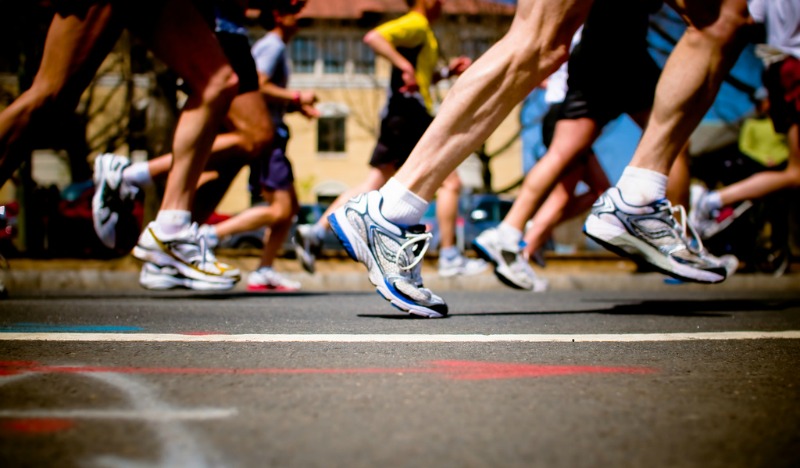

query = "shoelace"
[666,203,706,254]
[395,231,432,272]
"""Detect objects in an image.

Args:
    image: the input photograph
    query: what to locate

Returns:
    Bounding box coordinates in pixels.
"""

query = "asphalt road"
[1,289,799,467]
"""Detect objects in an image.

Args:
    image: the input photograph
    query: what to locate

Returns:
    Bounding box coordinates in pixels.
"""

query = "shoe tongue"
[407,224,427,234]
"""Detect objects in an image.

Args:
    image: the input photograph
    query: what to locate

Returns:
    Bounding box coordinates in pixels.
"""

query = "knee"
[685,1,752,49]
[202,64,239,110]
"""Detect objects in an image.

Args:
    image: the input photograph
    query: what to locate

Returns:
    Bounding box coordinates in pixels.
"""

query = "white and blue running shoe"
[328,191,448,318]
[584,187,730,284]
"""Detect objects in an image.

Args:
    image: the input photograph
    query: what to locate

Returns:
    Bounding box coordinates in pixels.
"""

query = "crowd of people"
[0,0,796,314]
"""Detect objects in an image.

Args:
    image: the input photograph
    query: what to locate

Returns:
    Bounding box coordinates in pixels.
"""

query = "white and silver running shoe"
[293,224,321,274]
[328,191,448,318]
[133,222,239,290]
[247,268,301,292]
[139,262,235,291]
[438,254,488,277]
[584,187,730,284]
[92,153,140,251]
[473,228,548,291]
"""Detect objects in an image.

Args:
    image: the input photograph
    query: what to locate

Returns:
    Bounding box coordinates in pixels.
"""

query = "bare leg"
[522,153,609,256]
[318,164,396,230]
[629,0,751,175]
[436,171,461,250]
[394,0,591,200]
[212,188,297,238]
[254,189,299,268]
[0,4,122,184]
[133,0,239,213]
[503,117,601,231]
[145,90,272,183]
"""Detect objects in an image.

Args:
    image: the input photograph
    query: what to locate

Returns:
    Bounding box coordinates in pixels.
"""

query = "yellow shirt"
[374,11,439,112]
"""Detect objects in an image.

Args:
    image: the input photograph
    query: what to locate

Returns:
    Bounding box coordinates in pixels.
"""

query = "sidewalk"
[3,252,798,293]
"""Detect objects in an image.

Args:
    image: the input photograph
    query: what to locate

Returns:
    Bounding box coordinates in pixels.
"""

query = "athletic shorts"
[216,31,259,95]
[369,97,433,169]
[559,52,661,126]
[249,124,294,194]
[764,56,800,134]
[541,103,562,148]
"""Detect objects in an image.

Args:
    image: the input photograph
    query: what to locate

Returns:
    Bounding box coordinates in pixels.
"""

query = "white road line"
[0,331,799,342]
[0,408,237,420]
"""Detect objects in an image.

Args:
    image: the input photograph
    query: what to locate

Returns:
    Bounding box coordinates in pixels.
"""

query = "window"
[290,37,317,73]
[323,38,347,74]
[352,39,375,75]
[317,116,346,153]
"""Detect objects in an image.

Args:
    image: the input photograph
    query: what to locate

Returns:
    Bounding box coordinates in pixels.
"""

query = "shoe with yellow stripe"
[133,222,239,290]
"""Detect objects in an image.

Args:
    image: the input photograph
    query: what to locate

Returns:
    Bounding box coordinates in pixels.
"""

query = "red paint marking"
[0,360,656,381]
[1,419,74,434]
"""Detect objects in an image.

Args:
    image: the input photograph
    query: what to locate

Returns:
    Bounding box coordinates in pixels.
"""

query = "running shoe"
[584,187,729,284]
[139,262,235,291]
[328,191,448,318]
[293,224,321,274]
[473,227,549,291]
[133,222,239,290]
[689,185,753,240]
[92,153,140,252]
[438,253,489,277]
[247,268,301,292]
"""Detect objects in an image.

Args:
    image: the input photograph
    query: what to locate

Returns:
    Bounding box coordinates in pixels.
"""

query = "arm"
[257,72,319,119]
[363,29,417,92]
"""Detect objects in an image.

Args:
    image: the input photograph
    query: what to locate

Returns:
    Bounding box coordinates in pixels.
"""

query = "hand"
[299,103,320,120]
[448,56,472,76]
[298,90,318,107]
[399,68,418,94]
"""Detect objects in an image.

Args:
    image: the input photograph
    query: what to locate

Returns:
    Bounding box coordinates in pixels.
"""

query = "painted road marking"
[0,360,656,381]
[0,331,798,342]
[0,409,237,420]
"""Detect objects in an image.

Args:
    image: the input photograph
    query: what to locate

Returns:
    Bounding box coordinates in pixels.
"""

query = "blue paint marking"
[0,323,143,333]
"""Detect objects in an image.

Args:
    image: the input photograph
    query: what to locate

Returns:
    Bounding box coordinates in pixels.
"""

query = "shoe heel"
[328,213,357,261]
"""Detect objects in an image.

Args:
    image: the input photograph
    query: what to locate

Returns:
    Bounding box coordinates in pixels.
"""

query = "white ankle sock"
[615,166,668,205]
[122,162,154,188]
[702,190,722,212]
[155,210,191,236]
[497,222,523,249]
[378,178,428,227]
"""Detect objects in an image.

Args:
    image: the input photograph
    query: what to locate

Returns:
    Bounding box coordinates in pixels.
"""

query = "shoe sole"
[92,156,118,250]
[328,210,446,318]
[246,284,300,292]
[472,239,531,290]
[139,265,235,291]
[583,215,725,284]
[133,245,240,285]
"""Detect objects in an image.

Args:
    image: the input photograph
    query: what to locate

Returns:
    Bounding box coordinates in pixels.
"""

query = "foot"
[293,224,321,274]
[139,262,236,291]
[92,153,140,252]
[689,185,752,239]
[133,222,239,290]
[584,187,730,284]
[247,268,301,292]
[438,254,488,277]
[328,191,448,318]
[473,228,549,291]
